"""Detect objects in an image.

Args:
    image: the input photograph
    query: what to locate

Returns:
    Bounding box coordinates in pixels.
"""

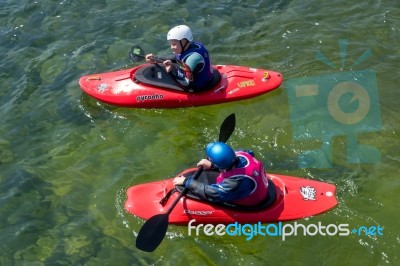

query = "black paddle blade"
[136,214,169,252]
[218,113,236,143]
[128,45,146,62]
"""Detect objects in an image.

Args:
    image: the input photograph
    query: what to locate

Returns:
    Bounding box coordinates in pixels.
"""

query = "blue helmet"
[205,142,236,170]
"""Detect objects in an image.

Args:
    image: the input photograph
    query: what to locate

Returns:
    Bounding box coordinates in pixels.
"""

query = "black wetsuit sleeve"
[185,175,255,202]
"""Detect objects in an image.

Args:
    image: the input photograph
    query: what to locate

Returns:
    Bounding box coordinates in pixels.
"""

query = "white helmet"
[167,25,193,41]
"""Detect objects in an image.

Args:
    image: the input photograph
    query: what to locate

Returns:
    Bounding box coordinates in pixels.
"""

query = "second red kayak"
[125,168,337,225]
[79,64,282,108]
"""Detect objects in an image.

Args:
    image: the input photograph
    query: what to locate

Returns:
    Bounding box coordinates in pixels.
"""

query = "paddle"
[128,45,164,63]
[128,45,191,74]
[218,113,236,143]
[135,113,236,252]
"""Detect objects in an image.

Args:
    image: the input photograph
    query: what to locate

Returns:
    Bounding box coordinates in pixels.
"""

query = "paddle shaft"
[166,166,203,215]
[136,53,164,63]
[163,114,234,215]
[129,45,186,69]
[135,113,235,252]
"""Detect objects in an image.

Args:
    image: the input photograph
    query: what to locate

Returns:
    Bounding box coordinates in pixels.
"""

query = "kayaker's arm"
[145,54,176,63]
[167,63,192,88]
[185,175,255,202]
[166,52,203,89]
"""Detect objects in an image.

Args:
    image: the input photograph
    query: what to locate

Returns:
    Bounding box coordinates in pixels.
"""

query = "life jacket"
[216,151,269,206]
[176,41,213,90]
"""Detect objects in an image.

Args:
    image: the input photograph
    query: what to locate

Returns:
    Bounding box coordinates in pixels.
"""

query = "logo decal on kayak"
[136,94,164,102]
[97,83,109,93]
[184,210,214,216]
[228,88,240,95]
[237,80,255,88]
[300,186,317,200]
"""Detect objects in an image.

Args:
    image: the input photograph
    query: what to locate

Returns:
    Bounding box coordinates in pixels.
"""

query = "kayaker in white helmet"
[173,142,269,206]
[145,25,214,92]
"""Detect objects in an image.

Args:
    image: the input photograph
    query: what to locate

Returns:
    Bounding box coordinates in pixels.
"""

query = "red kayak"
[125,168,337,224]
[78,64,282,108]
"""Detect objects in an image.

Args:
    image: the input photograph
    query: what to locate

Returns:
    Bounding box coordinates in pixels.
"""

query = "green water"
[1,0,399,265]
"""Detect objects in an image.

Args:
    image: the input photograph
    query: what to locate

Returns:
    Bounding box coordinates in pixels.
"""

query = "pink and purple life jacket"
[216,151,269,206]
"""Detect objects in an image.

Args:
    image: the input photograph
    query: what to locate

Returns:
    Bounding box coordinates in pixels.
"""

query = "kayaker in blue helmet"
[173,142,269,206]
[145,25,214,92]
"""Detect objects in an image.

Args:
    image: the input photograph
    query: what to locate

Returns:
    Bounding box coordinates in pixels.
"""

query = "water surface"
[0,0,399,265]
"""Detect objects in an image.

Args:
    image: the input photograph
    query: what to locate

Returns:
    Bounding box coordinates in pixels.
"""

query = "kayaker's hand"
[173,175,186,186]
[145,53,155,63]
[197,159,212,170]
[163,60,172,72]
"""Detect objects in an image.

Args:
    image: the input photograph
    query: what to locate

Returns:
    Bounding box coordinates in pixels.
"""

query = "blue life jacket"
[176,41,213,91]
